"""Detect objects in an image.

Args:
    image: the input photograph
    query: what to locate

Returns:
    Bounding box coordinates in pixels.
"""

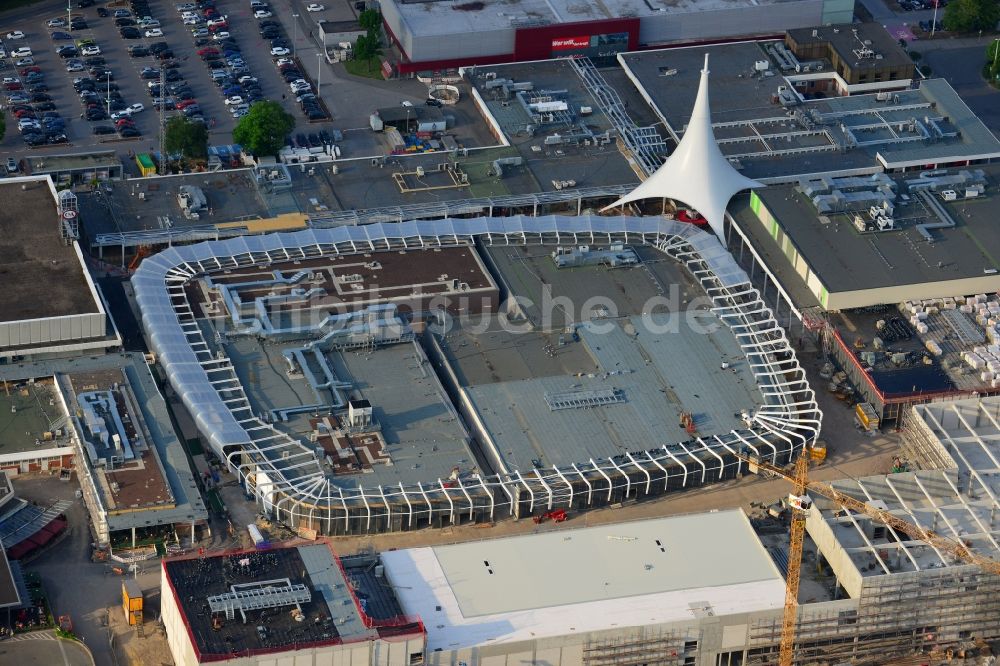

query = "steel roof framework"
[133,215,821,535]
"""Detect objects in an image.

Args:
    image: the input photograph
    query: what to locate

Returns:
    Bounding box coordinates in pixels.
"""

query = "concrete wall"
[161,570,202,666]
[828,276,1000,310]
[0,312,106,350]
[637,1,824,46]
[821,0,857,24]
[806,504,866,598]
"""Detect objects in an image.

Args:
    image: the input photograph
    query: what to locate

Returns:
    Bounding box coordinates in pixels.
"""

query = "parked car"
[51,31,74,40]
[144,28,163,37]
[10,47,32,58]
[47,17,66,28]
[305,3,324,11]
[81,45,102,56]
[5,31,25,40]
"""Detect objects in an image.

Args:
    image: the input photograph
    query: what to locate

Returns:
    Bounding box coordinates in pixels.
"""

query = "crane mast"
[734,448,1000,666]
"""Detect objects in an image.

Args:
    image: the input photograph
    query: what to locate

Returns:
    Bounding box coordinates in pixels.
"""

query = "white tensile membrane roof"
[605,54,762,238]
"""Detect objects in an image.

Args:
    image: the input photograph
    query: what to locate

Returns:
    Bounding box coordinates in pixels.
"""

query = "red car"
[197,47,219,56]
[4,82,23,91]
[115,118,135,127]
[14,109,35,119]
[20,66,41,75]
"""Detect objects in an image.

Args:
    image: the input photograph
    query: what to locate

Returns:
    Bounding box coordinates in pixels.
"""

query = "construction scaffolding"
[746,567,1000,665]
[583,631,688,666]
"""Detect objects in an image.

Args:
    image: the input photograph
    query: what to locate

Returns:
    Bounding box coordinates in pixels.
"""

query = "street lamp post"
[931,0,939,37]
[292,14,299,57]
[316,52,322,89]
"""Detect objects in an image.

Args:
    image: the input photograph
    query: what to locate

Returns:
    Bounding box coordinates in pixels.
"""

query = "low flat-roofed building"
[0,178,119,360]
[785,23,915,87]
[21,151,123,184]
[381,0,852,74]
[0,353,208,547]
[0,473,22,611]
[188,244,499,318]
[728,167,1000,311]
[382,509,786,658]
[620,44,1000,182]
[317,19,364,48]
[0,540,19,611]
[0,378,76,476]
[160,541,425,665]
[372,105,447,133]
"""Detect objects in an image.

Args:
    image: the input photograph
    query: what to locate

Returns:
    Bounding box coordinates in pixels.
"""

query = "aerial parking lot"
[0,0,348,163]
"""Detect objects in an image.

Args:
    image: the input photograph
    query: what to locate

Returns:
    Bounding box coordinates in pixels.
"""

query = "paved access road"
[923,40,1000,136]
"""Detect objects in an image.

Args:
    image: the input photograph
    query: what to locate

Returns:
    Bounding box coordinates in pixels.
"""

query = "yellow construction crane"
[735,449,1000,666]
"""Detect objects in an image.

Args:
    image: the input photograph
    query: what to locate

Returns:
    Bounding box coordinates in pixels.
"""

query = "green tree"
[354,33,380,60]
[358,8,381,33]
[943,0,1000,33]
[232,100,295,157]
[987,39,1000,82]
[164,116,208,160]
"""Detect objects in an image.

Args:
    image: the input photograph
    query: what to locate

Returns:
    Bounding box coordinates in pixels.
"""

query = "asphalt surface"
[0,0,430,167]
[923,43,1000,136]
[12,475,161,666]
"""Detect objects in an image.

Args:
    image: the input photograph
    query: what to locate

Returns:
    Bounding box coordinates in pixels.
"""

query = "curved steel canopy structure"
[604,54,762,238]
[133,216,820,534]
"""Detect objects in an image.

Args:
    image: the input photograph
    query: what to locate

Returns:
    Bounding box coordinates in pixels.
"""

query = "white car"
[275,57,294,66]
[127,102,145,114]
[253,10,272,18]
[175,2,196,10]
[224,95,243,105]
[5,31,25,40]
[305,4,325,11]
[47,18,66,28]
[183,16,202,24]
[206,17,227,27]
[14,57,34,66]
[271,46,290,56]
[81,45,101,56]
[144,28,163,37]
[212,31,230,40]
[10,47,32,58]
